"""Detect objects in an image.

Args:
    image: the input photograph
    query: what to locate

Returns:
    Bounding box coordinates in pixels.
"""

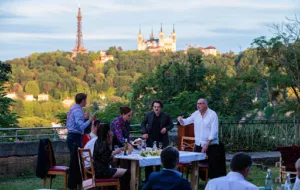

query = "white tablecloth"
[115,151,206,167]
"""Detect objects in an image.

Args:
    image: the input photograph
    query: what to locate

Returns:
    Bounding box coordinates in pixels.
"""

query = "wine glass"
[181,144,185,151]
[141,141,146,151]
[158,142,163,149]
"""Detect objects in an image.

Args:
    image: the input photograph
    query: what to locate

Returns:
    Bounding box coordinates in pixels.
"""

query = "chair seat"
[48,166,69,172]
[179,162,191,166]
[199,163,209,167]
[95,178,119,183]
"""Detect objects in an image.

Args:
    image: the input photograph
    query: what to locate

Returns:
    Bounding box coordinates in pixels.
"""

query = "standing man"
[141,100,174,182]
[177,98,226,179]
[66,93,94,156]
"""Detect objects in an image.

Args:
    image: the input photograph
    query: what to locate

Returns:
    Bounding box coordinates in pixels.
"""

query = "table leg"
[190,161,199,190]
[130,160,139,190]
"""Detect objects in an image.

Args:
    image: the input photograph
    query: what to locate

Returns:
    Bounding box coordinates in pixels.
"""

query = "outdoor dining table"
[115,150,206,190]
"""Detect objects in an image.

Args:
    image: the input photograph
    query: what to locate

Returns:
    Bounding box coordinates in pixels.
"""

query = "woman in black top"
[93,123,130,190]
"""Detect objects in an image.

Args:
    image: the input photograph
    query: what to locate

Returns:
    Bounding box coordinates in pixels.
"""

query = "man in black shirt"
[141,100,174,182]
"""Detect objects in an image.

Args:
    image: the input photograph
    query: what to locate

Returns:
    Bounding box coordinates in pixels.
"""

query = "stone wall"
[0,141,69,178]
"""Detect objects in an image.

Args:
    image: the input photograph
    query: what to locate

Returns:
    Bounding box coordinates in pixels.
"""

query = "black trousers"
[194,143,226,179]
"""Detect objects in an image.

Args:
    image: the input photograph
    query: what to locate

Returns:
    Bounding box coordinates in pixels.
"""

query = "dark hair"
[84,123,92,134]
[96,123,110,142]
[75,93,87,104]
[230,152,252,172]
[151,100,163,108]
[160,147,179,169]
[120,106,131,115]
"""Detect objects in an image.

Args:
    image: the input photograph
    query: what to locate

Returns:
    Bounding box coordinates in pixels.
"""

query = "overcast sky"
[0,0,299,61]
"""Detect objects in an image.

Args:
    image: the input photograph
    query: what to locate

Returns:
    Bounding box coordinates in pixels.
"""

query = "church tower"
[158,23,164,47]
[137,25,144,50]
[171,24,176,52]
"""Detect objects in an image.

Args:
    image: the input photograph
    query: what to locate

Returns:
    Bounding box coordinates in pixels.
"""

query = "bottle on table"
[124,138,128,156]
[152,141,157,151]
[284,173,292,190]
[264,168,273,190]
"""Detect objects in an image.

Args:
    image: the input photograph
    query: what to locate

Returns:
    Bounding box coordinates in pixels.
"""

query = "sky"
[0,0,299,61]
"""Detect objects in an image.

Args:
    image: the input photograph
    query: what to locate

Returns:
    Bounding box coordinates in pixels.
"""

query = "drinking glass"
[141,141,146,151]
[158,142,163,149]
[114,145,119,151]
[181,144,185,151]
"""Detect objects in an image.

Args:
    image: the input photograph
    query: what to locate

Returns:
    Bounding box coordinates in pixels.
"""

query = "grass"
[0,166,287,190]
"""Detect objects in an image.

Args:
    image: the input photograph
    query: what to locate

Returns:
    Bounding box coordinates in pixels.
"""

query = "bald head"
[197,98,208,113]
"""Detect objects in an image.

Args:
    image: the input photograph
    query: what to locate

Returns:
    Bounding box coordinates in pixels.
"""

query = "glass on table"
[158,142,163,149]
[114,145,119,151]
[181,144,185,151]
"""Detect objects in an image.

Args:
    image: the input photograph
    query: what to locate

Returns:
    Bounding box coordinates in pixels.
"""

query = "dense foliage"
[0,61,19,128]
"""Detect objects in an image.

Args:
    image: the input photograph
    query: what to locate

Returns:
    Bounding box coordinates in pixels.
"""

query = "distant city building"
[24,94,36,101]
[72,7,87,59]
[5,92,17,99]
[137,24,176,52]
[185,45,218,56]
[38,93,49,101]
[99,51,114,63]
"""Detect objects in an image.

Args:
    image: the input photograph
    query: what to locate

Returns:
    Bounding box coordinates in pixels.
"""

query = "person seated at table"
[142,147,192,190]
[82,122,92,147]
[93,123,130,190]
[205,152,258,190]
[293,158,300,190]
[83,120,101,168]
[110,106,133,150]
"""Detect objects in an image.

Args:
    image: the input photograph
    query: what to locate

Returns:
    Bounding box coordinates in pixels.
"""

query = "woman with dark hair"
[93,123,130,190]
[110,106,133,149]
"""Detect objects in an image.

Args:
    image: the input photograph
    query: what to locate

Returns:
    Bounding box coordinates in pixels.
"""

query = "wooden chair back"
[77,148,95,180]
[181,136,195,151]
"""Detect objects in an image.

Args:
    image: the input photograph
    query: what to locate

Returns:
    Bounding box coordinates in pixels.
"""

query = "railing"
[1,120,300,152]
[0,124,178,143]
[220,119,300,152]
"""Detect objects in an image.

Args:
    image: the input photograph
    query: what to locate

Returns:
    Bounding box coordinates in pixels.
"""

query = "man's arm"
[178,112,195,126]
[74,110,91,133]
[208,113,218,142]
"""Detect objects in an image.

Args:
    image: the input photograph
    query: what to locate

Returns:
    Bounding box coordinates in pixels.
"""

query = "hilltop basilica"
[137,24,176,52]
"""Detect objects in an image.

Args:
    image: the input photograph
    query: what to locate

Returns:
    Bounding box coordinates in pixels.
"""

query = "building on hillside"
[24,94,36,101]
[100,51,114,62]
[62,98,74,108]
[71,7,87,59]
[38,94,49,101]
[5,92,17,99]
[137,24,176,52]
[185,45,218,56]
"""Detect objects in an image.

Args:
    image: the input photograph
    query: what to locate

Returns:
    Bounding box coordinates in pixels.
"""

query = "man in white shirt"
[205,152,258,190]
[177,98,226,179]
[293,158,300,190]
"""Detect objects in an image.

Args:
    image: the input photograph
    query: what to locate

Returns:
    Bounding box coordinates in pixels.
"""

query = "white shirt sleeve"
[182,111,196,126]
[208,112,218,141]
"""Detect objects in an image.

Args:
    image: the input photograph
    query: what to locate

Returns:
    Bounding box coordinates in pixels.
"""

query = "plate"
[131,138,143,146]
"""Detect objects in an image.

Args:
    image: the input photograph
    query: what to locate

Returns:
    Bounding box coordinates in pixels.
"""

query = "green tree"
[0,61,19,128]
[25,80,40,97]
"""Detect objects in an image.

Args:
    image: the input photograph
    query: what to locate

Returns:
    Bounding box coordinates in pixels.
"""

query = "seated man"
[293,158,300,190]
[142,147,192,190]
[205,152,258,190]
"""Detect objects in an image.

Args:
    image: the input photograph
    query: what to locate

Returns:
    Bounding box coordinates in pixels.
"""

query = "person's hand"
[113,148,122,155]
[177,116,184,124]
[160,128,167,134]
[88,112,95,122]
[201,144,209,153]
[142,134,148,139]
[128,144,134,154]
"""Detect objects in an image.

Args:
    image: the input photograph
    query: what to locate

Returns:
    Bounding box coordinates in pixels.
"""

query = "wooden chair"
[77,148,120,190]
[43,140,69,190]
[274,146,300,182]
[177,136,209,184]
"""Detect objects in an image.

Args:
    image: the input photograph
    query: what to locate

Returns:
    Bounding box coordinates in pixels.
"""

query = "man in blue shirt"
[142,147,192,190]
[66,93,94,156]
